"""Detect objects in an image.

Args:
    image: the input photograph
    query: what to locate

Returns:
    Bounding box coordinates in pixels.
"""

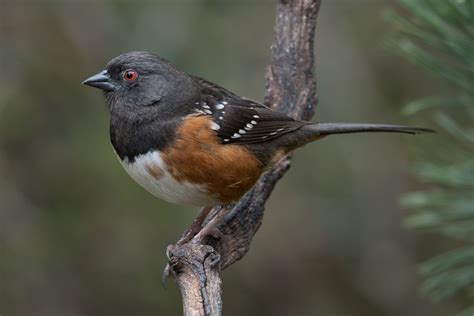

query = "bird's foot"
[162,204,228,286]
[194,222,224,243]
[177,206,213,245]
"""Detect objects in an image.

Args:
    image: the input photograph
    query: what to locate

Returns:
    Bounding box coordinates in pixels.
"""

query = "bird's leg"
[163,206,220,283]
[193,206,228,242]
[177,206,214,245]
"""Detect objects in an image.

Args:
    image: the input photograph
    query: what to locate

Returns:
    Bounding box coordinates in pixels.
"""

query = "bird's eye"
[123,69,138,82]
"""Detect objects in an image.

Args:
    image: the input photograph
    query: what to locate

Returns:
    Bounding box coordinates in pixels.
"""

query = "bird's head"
[83,51,197,114]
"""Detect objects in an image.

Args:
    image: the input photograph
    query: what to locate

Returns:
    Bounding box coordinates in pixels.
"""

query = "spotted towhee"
[83,51,433,207]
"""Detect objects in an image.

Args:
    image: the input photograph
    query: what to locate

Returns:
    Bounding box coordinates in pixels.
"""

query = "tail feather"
[305,123,435,136]
[278,122,435,151]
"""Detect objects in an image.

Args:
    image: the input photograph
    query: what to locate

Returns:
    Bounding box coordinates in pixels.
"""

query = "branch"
[165,1,321,315]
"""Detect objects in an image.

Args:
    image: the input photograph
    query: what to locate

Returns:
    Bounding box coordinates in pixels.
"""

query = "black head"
[83,51,198,115]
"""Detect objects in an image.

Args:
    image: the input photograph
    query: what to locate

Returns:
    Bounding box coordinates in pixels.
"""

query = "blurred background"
[0,0,461,315]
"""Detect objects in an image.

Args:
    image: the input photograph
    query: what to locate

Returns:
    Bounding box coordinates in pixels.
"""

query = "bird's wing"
[192,77,305,144]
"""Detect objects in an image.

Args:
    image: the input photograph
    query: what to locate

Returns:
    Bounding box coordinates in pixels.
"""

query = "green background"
[0,1,458,315]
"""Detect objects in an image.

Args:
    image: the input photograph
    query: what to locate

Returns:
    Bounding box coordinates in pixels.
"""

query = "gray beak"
[82,70,115,91]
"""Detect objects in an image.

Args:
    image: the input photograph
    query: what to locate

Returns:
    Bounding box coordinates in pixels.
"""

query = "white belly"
[118,151,218,206]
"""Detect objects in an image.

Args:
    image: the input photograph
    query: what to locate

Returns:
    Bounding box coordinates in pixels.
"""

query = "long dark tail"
[305,123,435,136]
[288,123,435,149]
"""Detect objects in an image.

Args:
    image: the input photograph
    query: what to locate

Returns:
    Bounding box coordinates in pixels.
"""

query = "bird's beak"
[82,70,115,91]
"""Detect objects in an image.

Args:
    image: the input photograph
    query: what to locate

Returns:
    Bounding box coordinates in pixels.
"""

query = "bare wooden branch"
[165,1,322,315]
[166,244,222,316]
[266,0,320,121]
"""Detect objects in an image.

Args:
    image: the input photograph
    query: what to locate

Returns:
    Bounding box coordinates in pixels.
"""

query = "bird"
[83,51,433,211]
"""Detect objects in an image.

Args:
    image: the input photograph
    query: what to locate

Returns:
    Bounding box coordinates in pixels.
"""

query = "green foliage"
[389,0,474,313]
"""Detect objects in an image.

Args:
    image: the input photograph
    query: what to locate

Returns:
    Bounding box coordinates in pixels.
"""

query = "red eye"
[123,70,138,81]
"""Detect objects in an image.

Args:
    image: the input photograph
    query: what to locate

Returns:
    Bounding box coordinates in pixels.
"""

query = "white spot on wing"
[210,122,221,131]
[215,103,225,110]
[232,133,241,139]
[251,120,257,125]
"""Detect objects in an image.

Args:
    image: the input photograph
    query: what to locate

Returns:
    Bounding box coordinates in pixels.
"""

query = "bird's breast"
[118,115,264,206]
[119,150,218,206]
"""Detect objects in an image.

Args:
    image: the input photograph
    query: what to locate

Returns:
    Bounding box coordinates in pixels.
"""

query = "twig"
[166,1,321,315]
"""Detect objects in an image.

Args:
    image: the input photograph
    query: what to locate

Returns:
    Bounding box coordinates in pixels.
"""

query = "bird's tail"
[290,122,435,148]
[304,123,435,136]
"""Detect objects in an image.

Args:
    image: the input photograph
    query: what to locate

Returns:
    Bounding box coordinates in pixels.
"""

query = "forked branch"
[165,1,321,315]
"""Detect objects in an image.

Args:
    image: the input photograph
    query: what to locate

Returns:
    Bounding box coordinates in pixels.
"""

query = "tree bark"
[165,1,322,315]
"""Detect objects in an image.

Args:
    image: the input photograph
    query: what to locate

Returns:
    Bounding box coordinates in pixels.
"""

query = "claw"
[177,206,214,244]
[161,263,171,288]
[195,224,223,242]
